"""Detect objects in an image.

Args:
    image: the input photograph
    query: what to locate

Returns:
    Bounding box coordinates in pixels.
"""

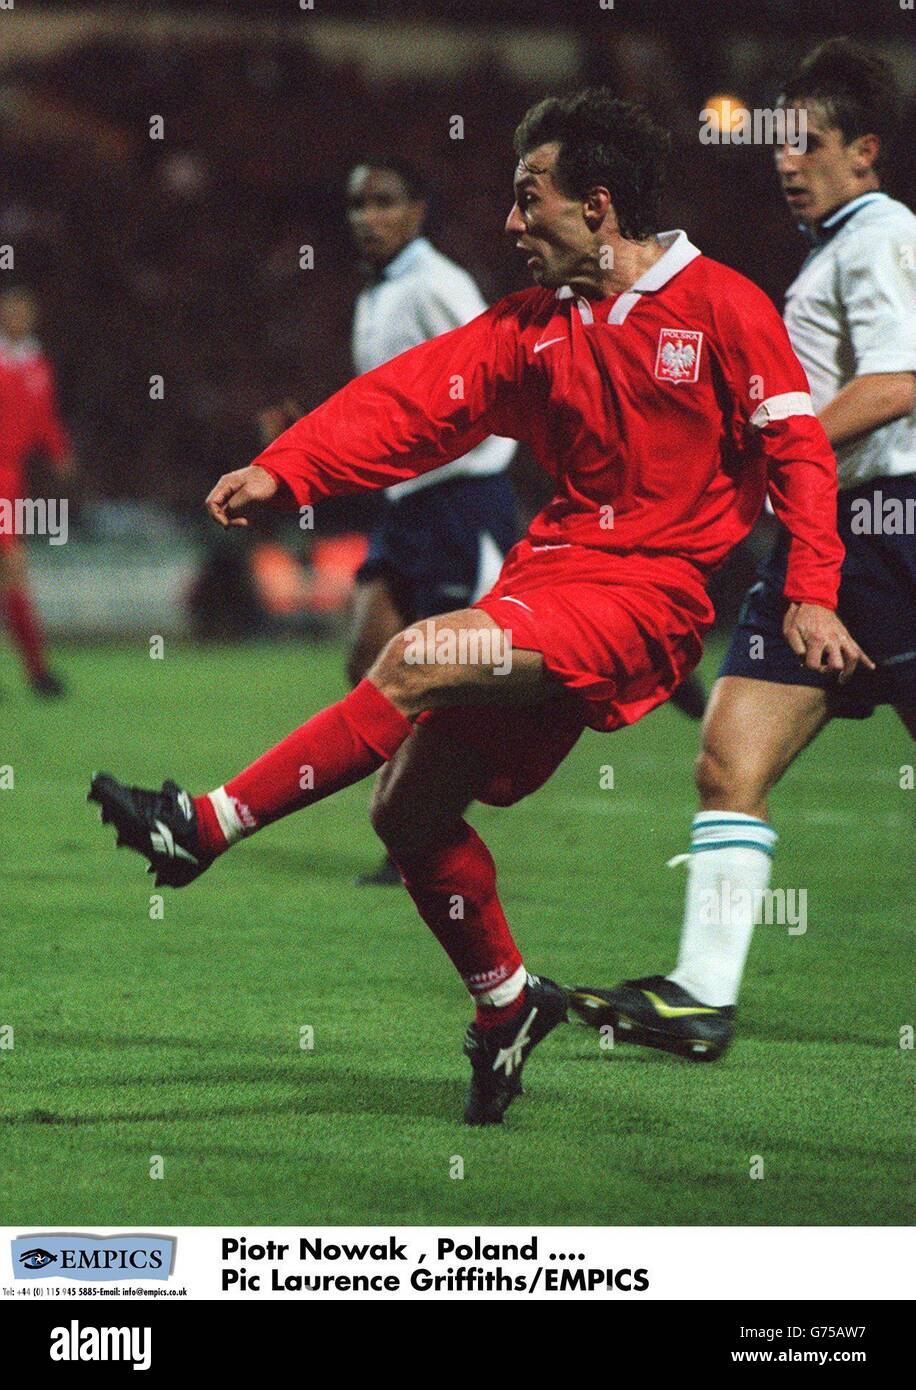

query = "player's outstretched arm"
[251,297,525,509]
[782,602,875,684]
[205,464,279,527]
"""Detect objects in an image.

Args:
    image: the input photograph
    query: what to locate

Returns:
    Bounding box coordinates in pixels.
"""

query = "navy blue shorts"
[355,472,519,622]
[720,474,916,719]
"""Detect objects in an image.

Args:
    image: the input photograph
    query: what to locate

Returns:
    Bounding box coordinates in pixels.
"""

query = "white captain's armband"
[749,392,815,428]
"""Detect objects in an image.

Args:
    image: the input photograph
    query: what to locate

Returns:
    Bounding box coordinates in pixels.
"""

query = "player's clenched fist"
[205,465,278,527]
[782,602,874,684]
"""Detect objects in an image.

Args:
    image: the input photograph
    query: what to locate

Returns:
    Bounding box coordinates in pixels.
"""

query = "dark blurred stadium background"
[2,0,912,636]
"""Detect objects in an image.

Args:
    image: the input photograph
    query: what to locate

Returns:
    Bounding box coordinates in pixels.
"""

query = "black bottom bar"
[3,1299,903,1374]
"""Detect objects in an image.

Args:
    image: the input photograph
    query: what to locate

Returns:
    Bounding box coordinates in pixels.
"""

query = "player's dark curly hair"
[779,38,899,170]
[513,88,671,242]
[351,156,430,204]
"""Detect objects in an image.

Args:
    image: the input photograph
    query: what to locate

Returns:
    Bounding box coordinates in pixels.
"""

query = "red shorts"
[416,538,714,807]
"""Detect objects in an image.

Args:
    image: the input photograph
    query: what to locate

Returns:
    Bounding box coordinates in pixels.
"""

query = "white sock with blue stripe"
[667,811,778,1007]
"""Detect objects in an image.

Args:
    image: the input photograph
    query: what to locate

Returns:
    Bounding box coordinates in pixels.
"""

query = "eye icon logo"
[20,1248,57,1270]
[13,1232,175,1281]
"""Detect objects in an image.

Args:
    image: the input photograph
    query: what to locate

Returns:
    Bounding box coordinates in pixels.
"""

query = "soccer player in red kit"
[0,288,75,696]
[91,91,868,1125]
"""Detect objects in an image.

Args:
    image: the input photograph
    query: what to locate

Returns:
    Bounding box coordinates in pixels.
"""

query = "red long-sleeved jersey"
[256,232,843,609]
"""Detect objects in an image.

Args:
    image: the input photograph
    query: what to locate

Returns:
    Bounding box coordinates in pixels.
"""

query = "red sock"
[3,586,47,682]
[194,679,412,853]
[475,991,528,1030]
[392,822,525,1019]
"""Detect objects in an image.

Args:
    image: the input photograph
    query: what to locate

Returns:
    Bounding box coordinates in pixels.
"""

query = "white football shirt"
[783,192,916,489]
[351,236,515,500]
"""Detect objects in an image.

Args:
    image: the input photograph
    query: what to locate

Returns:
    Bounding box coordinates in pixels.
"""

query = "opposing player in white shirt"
[570,39,914,1057]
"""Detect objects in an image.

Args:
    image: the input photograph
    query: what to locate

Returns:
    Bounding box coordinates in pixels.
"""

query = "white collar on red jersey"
[556,229,700,303]
[556,230,700,326]
[628,229,700,290]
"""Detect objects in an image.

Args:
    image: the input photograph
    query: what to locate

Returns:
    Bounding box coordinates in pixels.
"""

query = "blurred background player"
[570,39,914,1059]
[263,158,521,885]
[0,287,75,697]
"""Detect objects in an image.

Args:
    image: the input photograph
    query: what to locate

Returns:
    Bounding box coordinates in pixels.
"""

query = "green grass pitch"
[1,638,912,1226]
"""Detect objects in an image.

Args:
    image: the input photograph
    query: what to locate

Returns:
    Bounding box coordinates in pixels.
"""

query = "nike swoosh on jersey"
[642,990,719,1018]
[533,336,565,354]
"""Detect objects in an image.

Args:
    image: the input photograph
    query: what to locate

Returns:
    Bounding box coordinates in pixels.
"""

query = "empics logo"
[50,1321,151,1372]
[13,1233,175,1282]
